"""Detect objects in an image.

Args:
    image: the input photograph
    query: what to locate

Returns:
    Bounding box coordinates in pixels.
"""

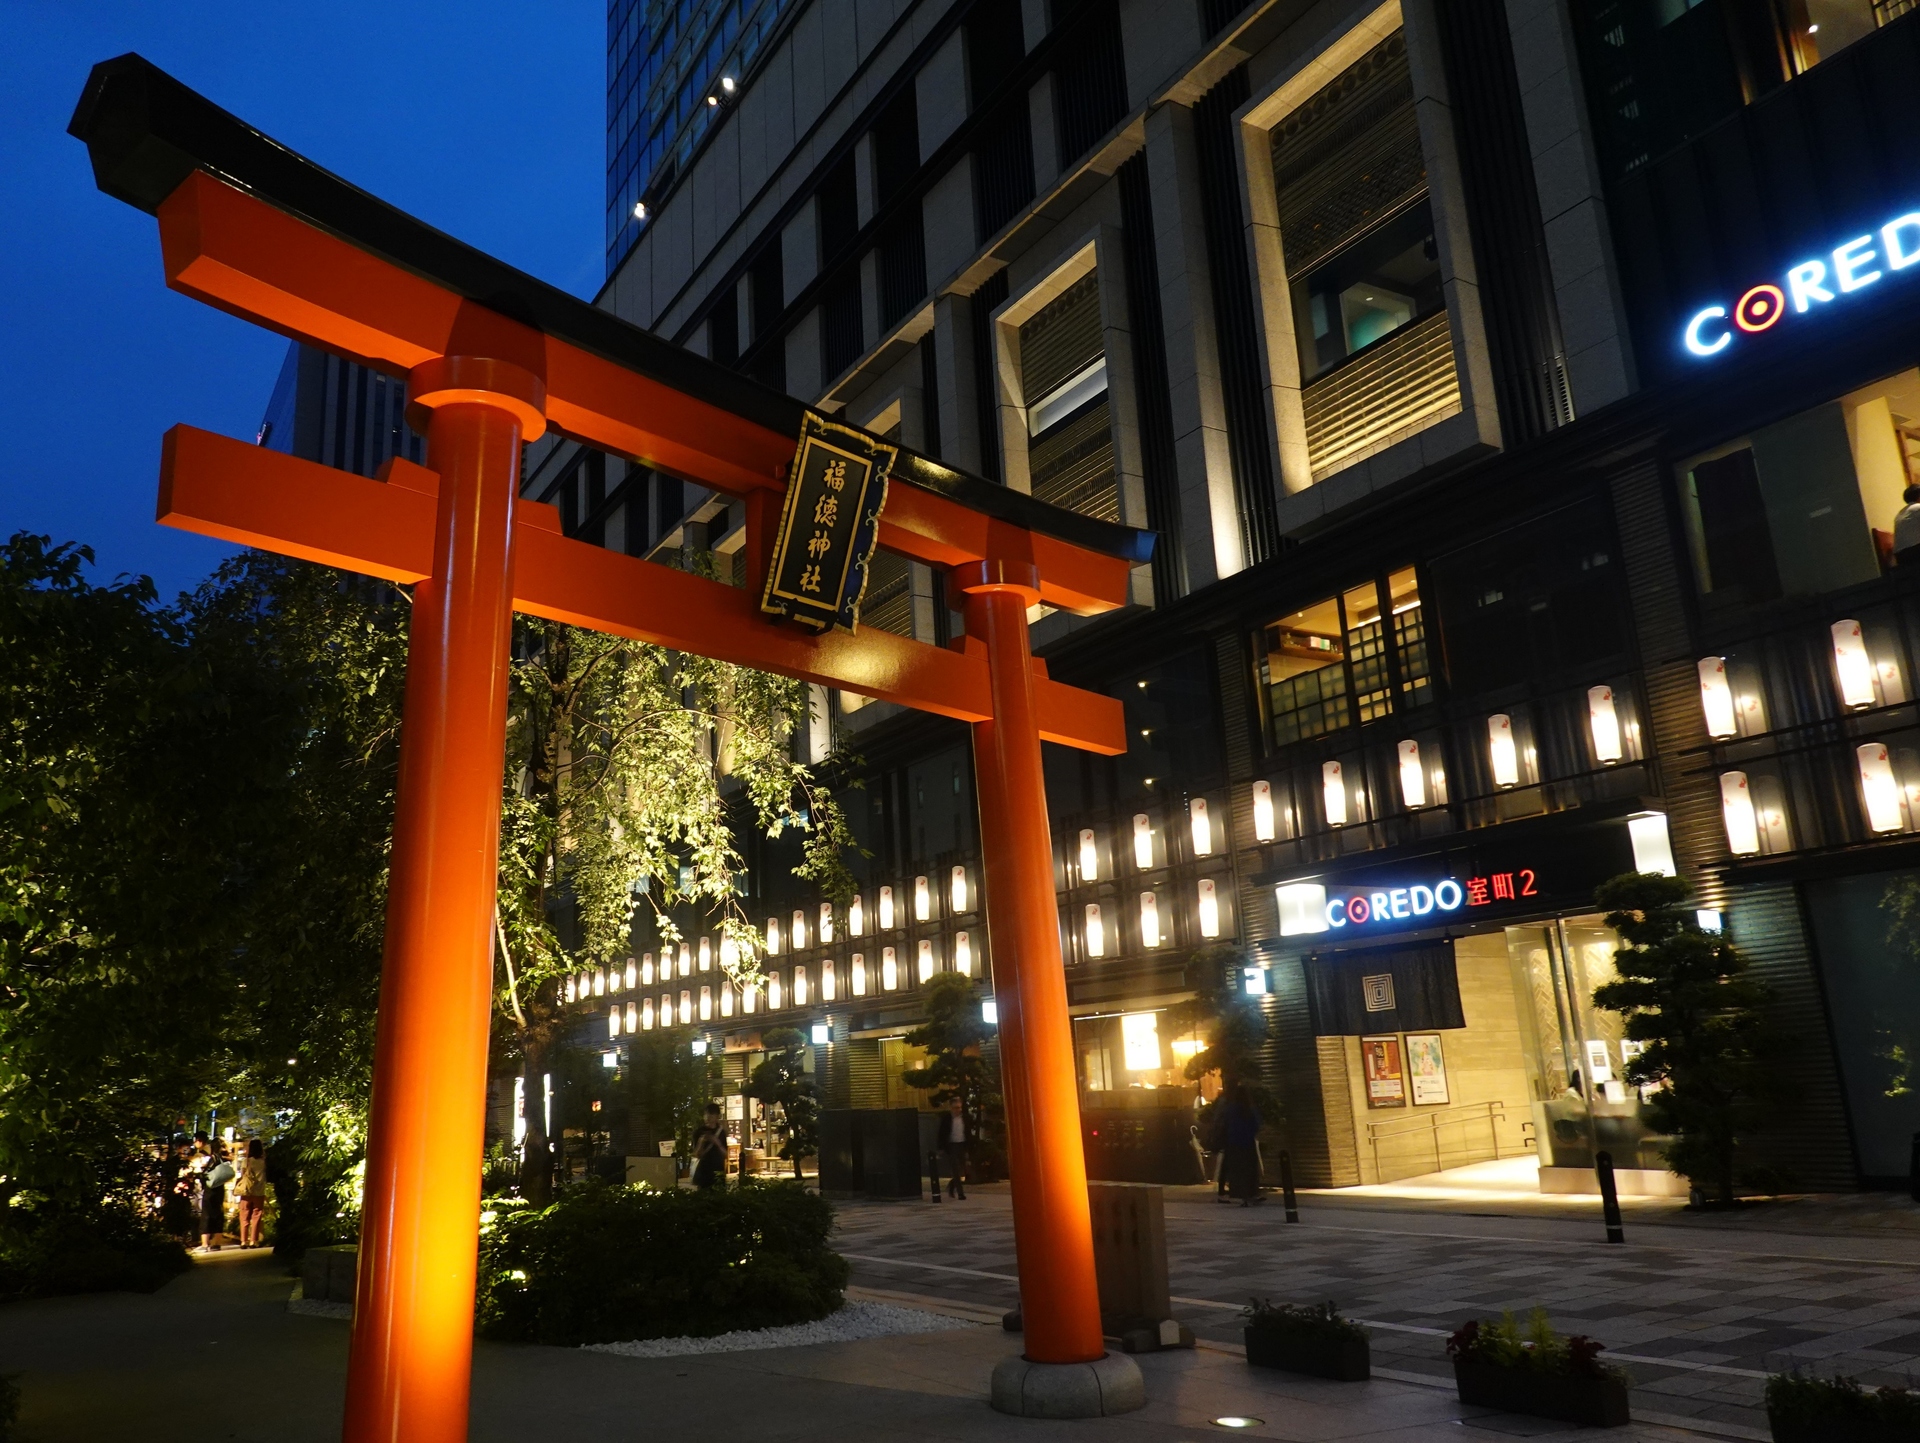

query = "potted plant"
[1448,1310,1630,1427]
[1765,1371,1920,1442]
[1242,1299,1370,1381]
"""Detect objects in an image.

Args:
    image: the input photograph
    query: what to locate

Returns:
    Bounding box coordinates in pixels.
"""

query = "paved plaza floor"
[0,1185,1915,1441]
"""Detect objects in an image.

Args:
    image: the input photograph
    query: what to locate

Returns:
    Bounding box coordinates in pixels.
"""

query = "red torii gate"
[73,56,1155,1439]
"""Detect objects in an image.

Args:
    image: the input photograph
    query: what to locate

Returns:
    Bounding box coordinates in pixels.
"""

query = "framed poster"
[1360,1034,1406,1108]
[1405,1032,1450,1106]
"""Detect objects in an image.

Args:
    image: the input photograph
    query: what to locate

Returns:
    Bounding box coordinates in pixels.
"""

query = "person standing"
[939,1096,970,1200]
[198,1144,235,1252]
[159,1137,195,1245]
[1219,1081,1263,1205]
[690,1103,727,1190]
[235,1139,269,1248]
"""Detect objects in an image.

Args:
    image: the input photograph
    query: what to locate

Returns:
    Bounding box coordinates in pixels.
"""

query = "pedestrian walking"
[198,1143,235,1252]
[690,1103,727,1190]
[940,1096,970,1199]
[235,1139,269,1248]
[1219,1081,1263,1205]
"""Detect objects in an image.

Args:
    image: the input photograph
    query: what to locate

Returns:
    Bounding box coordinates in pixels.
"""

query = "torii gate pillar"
[345,359,544,1443]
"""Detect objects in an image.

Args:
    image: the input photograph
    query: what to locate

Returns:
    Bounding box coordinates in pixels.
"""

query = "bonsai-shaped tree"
[1592,871,1783,1205]
[902,973,1002,1162]
[1164,944,1275,1115]
[746,1026,818,1178]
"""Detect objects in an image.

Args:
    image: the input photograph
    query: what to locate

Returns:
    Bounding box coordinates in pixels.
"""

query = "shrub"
[0,1199,189,1301]
[1447,1311,1625,1383]
[1243,1299,1368,1343]
[0,1370,17,1443]
[475,1178,848,1346]
[1766,1371,1920,1439]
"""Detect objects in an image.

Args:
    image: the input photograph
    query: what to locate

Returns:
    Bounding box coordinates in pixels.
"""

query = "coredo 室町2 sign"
[1682,208,1920,361]
[1274,866,1540,938]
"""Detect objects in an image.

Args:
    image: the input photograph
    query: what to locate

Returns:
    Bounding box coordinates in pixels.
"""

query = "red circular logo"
[1346,895,1371,923]
[1735,284,1786,333]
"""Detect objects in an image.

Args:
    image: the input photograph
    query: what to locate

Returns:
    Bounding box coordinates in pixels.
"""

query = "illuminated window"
[1120,1012,1161,1072]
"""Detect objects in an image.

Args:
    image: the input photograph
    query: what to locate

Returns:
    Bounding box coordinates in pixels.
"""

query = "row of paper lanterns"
[608,935,978,1035]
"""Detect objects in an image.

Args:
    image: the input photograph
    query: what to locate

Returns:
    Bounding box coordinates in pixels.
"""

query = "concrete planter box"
[1244,1327,1370,1381]
[1454,1358,1630,1427]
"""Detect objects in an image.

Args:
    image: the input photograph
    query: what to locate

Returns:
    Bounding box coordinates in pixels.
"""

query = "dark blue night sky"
[1,3,602,603]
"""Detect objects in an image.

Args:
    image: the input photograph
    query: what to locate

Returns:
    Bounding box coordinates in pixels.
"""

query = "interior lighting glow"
[982,998,998,1025]
[694,986,708,1022]
[881,947,898,991]
[1211,1417,1263,1430]
[1085,904,1105,958]
[1079,828,1099,881]
[793,967,808,1006]
[641,997,655,1030]
[608,1006,622,1038]
[698,937,711,972]
[609,965,623,993]
[851,953,867,996]
[1132,813,1153,868]
[719,983,733,1018]
[1858,743,1905,832]
[659,991,672,1025]
[565,977,577,1003]
[1720,772,1760,855]
[879,885,895,930]
[791,909,807,950]
[1190,797,1213,856]
[690,1037,707,1056]
[1698,657,1737,738]
[1322,760,1347,827]
[1121,1012,1160,1072]
[950,865,968,913]
[678,991,692,1025]
[766,917,780,955]
[849,894,865,936]
[1627,810,1678,876]
[811,1022,829,1045]
[1588,686,1623,764]
[822,958,837,1000]
[914,875,931,921]
[1833,620,1876,708]
[624,957,638,988]
[1251,780,1275,841]
[954,931,972,976]
[743,984,757,1015]
[767,972,783,1009]
[1488,715,1519,788]
[592,969,606,997]
[1139,892,1161,948]
[1198,878,1221,938]
[818,902,834,944]
[1397,739,1426,809]
[720,936,738,973]
[1243,967,1268,996]
[917,940,934,982]
[1696,909,1724,933]
[1276,881,1330,936]
[678,943,691,977]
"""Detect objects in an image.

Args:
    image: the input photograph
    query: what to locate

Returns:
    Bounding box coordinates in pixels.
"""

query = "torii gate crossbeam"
[72,54,1153,1437]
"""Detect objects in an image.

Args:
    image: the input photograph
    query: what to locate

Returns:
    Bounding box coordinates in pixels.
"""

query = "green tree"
[626,1030,723,1165]
[1165,944,1274,1115]
[1873,876,1920,1099]
[745,1026,818,1177]
[902,971,998,1119]
[1592,871,1784,1204]
[492,615,855,1203]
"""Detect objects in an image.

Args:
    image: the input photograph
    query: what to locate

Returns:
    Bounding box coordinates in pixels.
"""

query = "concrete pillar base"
[989,1352,1146,1418]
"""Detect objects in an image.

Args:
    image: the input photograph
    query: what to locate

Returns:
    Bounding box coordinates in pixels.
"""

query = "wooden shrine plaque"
[759,413,896,633]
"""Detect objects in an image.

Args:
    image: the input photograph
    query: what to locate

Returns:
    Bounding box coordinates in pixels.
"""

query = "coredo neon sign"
[1274,867,1539,937]
[1682,210,1920,360]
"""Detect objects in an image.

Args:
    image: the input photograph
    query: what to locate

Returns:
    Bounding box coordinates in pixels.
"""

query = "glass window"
[1260,571,1432,749]
[1679,368,1920,601]
[1263,596,1350,745]
[1293,201,1444,384]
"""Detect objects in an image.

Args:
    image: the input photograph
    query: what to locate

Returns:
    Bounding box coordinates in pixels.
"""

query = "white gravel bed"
[582,1301,978,1358]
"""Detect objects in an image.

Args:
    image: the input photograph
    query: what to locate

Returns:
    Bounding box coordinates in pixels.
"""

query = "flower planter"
[1244,1327,1370,1381]
[1453,1357,1630,1428]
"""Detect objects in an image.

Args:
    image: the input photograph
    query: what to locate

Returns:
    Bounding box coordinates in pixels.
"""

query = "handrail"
[1364,1100,1511,1182]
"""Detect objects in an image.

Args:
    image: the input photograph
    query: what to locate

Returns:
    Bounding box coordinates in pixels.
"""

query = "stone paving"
[831,1187,1920,1441]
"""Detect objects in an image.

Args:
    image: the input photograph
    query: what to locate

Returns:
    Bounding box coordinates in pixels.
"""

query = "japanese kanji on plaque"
[759,412,895,632]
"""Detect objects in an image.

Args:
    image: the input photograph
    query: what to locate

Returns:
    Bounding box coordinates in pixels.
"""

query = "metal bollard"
[1596,1150,1625,1244]
[1279,1149,1300,1224]
[928,1149,942,1202]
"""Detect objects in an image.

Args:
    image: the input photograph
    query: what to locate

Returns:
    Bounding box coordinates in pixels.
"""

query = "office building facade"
[529,0,1920,1192]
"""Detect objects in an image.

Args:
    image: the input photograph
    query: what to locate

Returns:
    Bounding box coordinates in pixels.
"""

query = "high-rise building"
[605,0,806,273]
[258,341,424,477]
[531,0,1920,1196]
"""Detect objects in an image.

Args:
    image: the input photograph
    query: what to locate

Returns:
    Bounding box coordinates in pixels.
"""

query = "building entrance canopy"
[71,54,1153,1442]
